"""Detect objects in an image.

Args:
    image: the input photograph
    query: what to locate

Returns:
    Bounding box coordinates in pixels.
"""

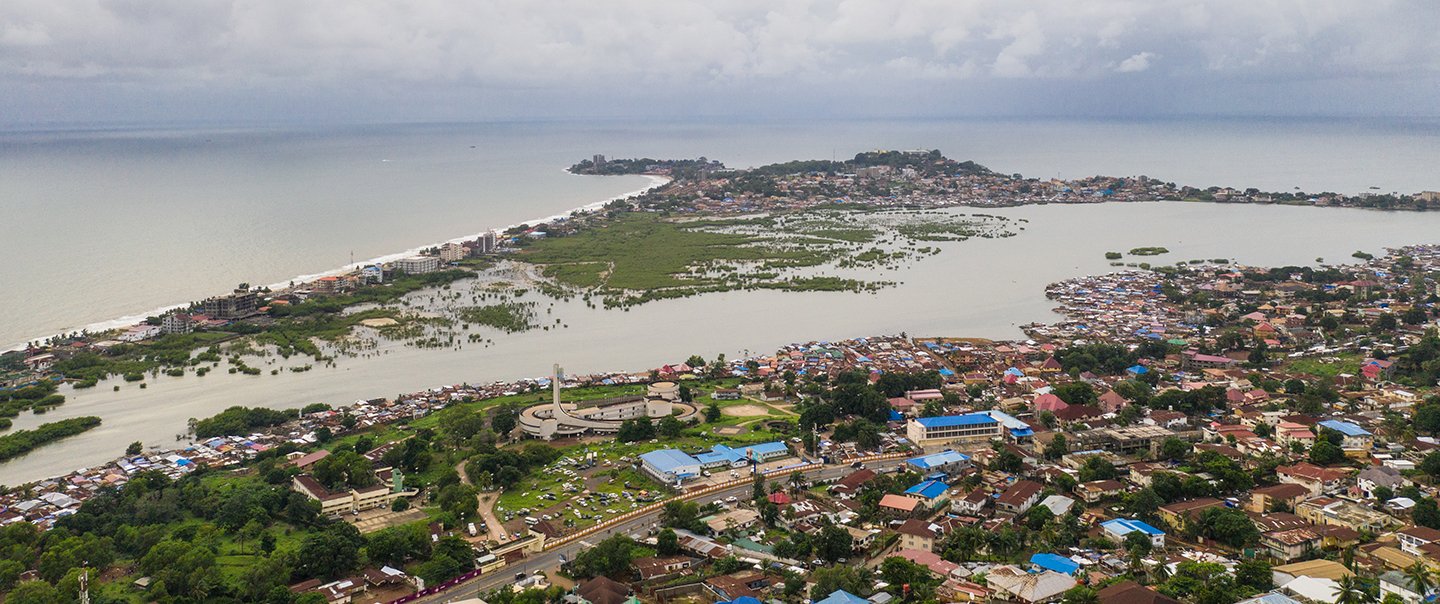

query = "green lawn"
[1286,353,1363,378]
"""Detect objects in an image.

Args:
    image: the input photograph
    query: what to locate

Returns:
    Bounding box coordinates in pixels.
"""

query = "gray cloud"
[1,0,1437,123]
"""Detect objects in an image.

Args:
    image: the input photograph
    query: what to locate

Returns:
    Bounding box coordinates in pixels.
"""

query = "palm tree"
[1149,560,1171,584]
[1336,575,1377,604]
[1405,561,1435,599]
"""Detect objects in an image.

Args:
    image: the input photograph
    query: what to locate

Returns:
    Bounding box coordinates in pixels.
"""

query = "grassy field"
[1286,353,1364,378]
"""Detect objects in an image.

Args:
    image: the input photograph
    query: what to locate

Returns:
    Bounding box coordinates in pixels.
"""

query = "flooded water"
[5,200,1440,483]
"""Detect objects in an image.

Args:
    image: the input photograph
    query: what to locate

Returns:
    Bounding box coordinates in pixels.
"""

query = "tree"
[809,565,873,601]
[1159,437,1191,462]
[295,523,365,580]
[657,528,680,555]
[1044,435,1068,460]
[126,441,143,455]
[1416,498,1440,530]
[570,535,642,579]
[1310,439,1346,466]
[1421,452,1440,478]
[1248,342,1269,368]
[1195,507,1259,548]
[879,557,937,599]
[1335,575,1377,604]
[6,581,63,604]
[1078,456,1118,482]
[660,500,702,532]
[1235,559,1272,592]
[816,525,854,561]
[1061,586,1100,604]
[705,401,722,423]
[658,415,684,438]
[1405,561,1434,600]
[490,408,518,436]
[1053,382,1097,406]
[313,450,376,490]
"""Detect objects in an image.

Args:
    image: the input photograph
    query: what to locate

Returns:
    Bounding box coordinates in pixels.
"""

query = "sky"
[1,0,1438,125]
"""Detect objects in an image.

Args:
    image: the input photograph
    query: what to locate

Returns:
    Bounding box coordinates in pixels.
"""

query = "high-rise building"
[439,242,467,263]
[394,256,440,275]
[201,288,259,320]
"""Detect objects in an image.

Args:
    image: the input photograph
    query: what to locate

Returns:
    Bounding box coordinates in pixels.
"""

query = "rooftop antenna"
[79,567,90,604]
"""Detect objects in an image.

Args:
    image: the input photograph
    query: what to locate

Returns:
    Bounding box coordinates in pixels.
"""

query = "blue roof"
[905,480,949,499]
[815,590,869,604]
[640,449,700,473]
[729,597,764,604]
[1127,365,1149,374]
[1317,420,1371,437]
[1029,553,1080,575]
[907,450,971,470]
[915,413,998,429]
[889,410,904,422]
[1102,518,1165,536]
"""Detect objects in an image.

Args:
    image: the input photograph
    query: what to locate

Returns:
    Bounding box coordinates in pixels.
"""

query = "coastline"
[1,173,670,353]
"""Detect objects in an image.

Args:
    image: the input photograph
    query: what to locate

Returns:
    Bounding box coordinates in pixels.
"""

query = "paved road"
[419,457,906,603]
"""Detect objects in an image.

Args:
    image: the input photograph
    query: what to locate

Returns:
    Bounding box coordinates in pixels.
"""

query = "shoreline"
[1,173,670,354]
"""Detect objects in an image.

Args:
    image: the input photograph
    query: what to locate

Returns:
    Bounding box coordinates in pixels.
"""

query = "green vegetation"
[0,416,101,461]
[1105,251,1123,260]
[194,406,297,438]
[1128,246,1170,256]
[521,208,1012,308]
[457,302,538,333]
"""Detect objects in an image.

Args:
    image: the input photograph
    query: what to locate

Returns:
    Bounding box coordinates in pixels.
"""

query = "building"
[393,256,440,275]
[1379,570,1434,604]
[1296,497,1397,533]
[439,243,468,263]
[479,232,498,253]
[1097,581,1182,604]
[879,494,922,516]
[161,313,193,335]
[904,480,950,501]
[1246,484,1312,513]
[896,518,939,552]
[996,480,1044,515]
[1077,480,1126,503]
[1100,518,1166,548]
[1276,463,1350,497]
[1157,498,1223,531]
[1396,526,1440,556]
[905,450,971,477]
[985,565,1076,604]
[905,411,1033,449]
[201,288,259,320]
[520,367,700,439]
[1315,420,1374,457]
[291,472,409,517]
[1262,528,1322,562]
[639,449,704,483]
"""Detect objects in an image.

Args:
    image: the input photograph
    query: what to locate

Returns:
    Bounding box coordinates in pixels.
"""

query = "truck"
[467,523,478,537]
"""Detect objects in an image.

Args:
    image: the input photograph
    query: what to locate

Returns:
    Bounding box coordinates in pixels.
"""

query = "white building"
[439,243,468,263]
[394,256,440,275]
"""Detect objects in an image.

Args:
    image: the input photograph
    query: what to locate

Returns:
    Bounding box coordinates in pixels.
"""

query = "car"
[725,496,738,503]
[515,572,526,581]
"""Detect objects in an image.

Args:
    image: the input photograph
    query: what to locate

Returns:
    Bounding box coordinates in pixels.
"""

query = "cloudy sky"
[2,0,1437,124]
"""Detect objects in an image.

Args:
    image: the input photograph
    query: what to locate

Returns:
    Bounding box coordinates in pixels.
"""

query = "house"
[814,590,870,604]
[1077,479,1126,503]
[1261,528,1323,562]
[1101,518,1166,548]
[1270,559,1352,585]
[1036,495,1076,516]
[577,576,633,604]
[879,494,922,516]
[1097,581,1183,604]
[1315,420,1374,457]
[631,556,697,582]
[1029,553,1080,575]
[1246,483,1311,513]
[896,518,939,553]
[1275,463,1349,497]
[639,449,703,483]
[1355,466,1407,499]
[832,469,877,496]
[1157,498,1223,531]
[996,480,1044,515]
[1379,570,1435,604]
[906,450,972,477]
[905,480,950,501]
[985,565,1076,603]
[1296,497,1397,533]
[951,488,991,516]
[1396,526,1440,557]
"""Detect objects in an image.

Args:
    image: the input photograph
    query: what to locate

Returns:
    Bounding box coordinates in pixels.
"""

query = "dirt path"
[456,460,511,544]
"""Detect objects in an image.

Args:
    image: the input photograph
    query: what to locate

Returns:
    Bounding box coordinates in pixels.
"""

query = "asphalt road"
[421,457,906,603]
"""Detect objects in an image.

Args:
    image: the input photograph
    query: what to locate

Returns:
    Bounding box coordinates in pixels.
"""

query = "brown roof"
[1251,483,1311,500]
[879,494,921,512]
[997,480,1044,507]
[1159,497,1223,519]
[836,469,877,491]
[578,576,631,604]
[1400,526,1440,542]
[896,518,936,539]
[1097,581,1183,604]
